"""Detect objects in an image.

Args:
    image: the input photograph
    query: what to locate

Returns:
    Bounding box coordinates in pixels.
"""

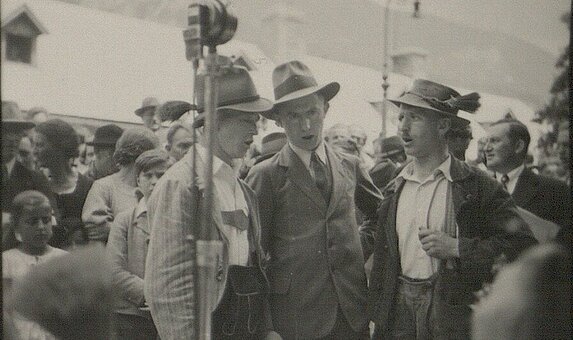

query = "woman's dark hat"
[263,60,340,120]
[2,101,35,130]
[87,124,124,147]
[388,79,480,126]
[193,65,273,128]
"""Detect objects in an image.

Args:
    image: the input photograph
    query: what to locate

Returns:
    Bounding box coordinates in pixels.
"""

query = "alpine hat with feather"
[388,79,480,127]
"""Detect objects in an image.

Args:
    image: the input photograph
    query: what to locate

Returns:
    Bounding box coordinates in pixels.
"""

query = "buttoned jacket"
[246,144,382,339]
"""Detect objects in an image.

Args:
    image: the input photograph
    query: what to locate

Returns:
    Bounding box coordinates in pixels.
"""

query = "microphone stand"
[190,46,223,340]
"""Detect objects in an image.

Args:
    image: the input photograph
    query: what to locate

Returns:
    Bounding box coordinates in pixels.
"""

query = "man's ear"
[437,117,451,138]
[165,144,171,152]
[514,139,525,155]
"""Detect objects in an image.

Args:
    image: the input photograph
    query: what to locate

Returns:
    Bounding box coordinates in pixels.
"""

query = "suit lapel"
[281,146,327,211]
[512,168,538,207]
[325,146,346,216]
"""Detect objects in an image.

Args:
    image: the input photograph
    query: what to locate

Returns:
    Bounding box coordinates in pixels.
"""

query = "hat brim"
[388,94,470,126]
[134,105,157,117]
[2,120,35,130]
[262,82,340,120]
[192,97,274,128]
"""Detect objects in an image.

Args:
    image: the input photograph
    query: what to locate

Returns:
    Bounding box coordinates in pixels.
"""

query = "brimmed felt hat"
[87,124,124,147]
[2,101,35,130]
[192,65,273,128]
[388,79,480,126]
[263,60,340,120]
[379,135,405,158]
[135,97,160,117]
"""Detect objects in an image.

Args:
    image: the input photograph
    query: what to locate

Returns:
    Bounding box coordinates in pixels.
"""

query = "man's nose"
[301,117,311,131]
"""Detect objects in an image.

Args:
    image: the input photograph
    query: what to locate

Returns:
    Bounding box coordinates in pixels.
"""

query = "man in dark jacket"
[368,80,536,339]
[484,118,571,234]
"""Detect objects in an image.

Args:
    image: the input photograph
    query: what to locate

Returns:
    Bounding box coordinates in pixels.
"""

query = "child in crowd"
[106,149,174,340]
[3,190,68,340]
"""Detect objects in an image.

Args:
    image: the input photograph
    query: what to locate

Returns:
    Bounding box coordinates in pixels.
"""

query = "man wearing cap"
[1,101,56,214]
[86,124,124,180]
[135,97,162,132]
[144,65,279,339]
[246,61,382,339]
[368,80,536,339]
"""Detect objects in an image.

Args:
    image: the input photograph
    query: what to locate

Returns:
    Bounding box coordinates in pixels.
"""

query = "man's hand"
[264,331,283,340]
[418,229,458,259]
[85,223,110,241]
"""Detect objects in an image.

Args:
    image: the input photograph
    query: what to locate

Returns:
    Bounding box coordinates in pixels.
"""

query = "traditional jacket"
[368,157,537,339]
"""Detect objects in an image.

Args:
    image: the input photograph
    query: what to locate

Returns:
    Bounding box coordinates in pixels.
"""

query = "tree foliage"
[534,12,570,157]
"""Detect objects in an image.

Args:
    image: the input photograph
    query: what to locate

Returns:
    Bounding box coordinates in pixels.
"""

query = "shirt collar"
[5,158,16,176]
[135,196,147,218]
[289,141,327,170]
[196,143,236,183]
[496,164,525,182]
[397,154,453,183]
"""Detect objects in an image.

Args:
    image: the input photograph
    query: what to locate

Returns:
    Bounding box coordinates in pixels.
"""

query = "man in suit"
[144,66,280,339]
[484,119,571,231]
[368,80,536,339]
[246,61,382,339]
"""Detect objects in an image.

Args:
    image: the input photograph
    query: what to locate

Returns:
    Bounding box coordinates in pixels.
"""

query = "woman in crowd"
[34,119,93,249]
[107,149,173,339]
[3,190,68,340]
[82,127,159,244]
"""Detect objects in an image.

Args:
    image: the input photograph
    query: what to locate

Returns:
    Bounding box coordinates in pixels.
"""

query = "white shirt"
[395,156,453,279]
[495,164,525,194]
[197,146,250,266]
[5,157,16,177]
[289,142,328,180]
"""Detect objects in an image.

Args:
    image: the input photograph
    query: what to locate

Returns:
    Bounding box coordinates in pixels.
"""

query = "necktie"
[501,174,509,191]
[311,152,330,202]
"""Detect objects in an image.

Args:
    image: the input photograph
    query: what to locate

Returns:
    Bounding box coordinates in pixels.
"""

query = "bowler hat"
[264,60,340,120]
[87,124,124,147]
[379,136,405,158]
[388,79,480,126]
[135,97,160,117]
[1,101,35,130]
[192,65,273,128]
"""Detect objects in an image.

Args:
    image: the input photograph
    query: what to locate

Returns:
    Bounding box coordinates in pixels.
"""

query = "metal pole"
[381,0,392,138]
[195,46,223,340]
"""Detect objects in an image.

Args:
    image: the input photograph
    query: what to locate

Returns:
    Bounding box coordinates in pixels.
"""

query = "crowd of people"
[2,60,571,340]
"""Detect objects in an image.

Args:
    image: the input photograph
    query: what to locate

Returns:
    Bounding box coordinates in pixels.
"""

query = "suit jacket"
[144,150,270,340]
[513,167,571,229]
[368,157,537,339]
[245,144,382,339]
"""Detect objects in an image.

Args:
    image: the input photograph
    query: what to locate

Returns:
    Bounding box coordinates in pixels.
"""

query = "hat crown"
[272,61,319,101]
[92,124,124,146]
[2,101,23,120]
[141,97,160,108]
[195,65,260,113]
[408,79,461,103]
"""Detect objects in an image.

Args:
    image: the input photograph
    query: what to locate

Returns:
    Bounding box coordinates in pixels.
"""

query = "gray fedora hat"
[135,97,160,117]
[192,65,273,128]
[263,60,340,120]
